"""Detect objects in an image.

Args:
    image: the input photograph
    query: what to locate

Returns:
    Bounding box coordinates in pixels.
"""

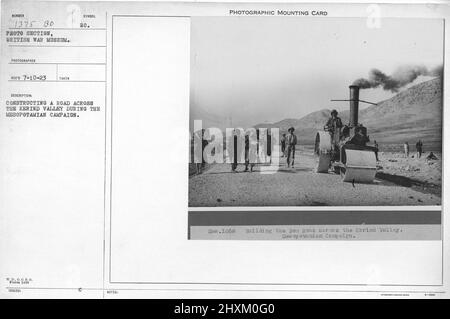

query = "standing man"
[201,129,208,169]
[416,140,423,158]
[325,109,343,159]
[349,126,369,146]
[193,129,207,174]
[244,133,256,172]
[286,127,297,168]
[325,109,343,133]
[244,134,250,172]
[267,131,272,164]
[404,142,410,158]
[374,140,379,162]
[229,129,239,172]
[280,133,286,157]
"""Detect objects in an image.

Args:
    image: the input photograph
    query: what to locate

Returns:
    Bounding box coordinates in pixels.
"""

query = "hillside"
[255,77,442,150]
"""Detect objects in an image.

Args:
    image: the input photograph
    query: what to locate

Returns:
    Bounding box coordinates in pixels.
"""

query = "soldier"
[349,126,369,146]
[280,133,286,157]
[416,140,423,158]
[325,110,343,159]
[374,140,379,161]
[286,127,297,168]
[228,129,239,172]
[193,129,207,174]
[325,110,343,137]
[426,151,437,161]
[244,133,256,172]
[267,131,272,164]
[404,142,410,158]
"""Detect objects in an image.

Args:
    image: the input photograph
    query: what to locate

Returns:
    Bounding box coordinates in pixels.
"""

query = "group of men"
[194,108,436,175]
[325,109,432,162]
[232,127,299,172]
[229,125,299,172]
[325,109,372,148]
[230,108,372,173]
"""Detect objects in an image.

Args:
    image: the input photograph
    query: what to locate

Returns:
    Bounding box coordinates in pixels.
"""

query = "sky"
[190,17,443,129]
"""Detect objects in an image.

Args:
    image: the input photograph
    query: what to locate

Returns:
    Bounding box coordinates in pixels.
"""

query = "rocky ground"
[189,147,442,207]
[376,151,442,196]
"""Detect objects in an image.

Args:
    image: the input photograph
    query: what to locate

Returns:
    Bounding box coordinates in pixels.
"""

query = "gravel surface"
[189,150,441,207]
[378,151,442,184]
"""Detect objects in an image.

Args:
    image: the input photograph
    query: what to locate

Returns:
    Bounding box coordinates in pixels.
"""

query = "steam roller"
[314,85,378,183]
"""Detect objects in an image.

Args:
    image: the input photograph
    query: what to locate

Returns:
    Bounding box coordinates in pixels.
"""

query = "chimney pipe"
[349,85,359,127]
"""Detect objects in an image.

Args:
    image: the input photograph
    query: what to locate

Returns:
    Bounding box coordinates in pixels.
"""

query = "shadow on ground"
[276,168,313,173]
[376,172,441,197]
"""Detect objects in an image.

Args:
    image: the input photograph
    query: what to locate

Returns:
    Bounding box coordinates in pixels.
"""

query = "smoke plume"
[353,65,443,92]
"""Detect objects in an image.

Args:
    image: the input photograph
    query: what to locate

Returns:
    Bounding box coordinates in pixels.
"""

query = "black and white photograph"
[189,17,443,207]
[1,0,449,300]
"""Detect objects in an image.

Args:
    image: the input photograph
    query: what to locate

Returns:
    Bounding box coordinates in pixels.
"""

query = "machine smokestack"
[349,85,359,127]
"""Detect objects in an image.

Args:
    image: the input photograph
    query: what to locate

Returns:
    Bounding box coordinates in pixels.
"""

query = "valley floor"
[377,151,442,197]
[189,148,442,207]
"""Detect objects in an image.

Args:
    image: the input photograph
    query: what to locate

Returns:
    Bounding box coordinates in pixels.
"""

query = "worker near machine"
[202,130,209,166]
[267,131,272,164]
[230,129,239,172]
[193,129,208,174]
[374,140,379,162]
[286,127,297,168]
[280,133,286,157]
[426,152,437,161]
[325,110,343,157]
[404,142,410,158]
[244,133,256,172]
[325,109,343,135]
[348,126,369,147]
[416,140,423,158]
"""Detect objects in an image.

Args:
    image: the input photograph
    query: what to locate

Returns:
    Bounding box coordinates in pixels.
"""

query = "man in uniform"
[349,126,369,146]
[426,151,437,161]
[325,109,343,160]
[229,129,239,172]
[286,127,297,168]
[325,110,343,138]
[374,140,379,161]
[416,140,423,158]
[193,129,207,174]
[280,133,286,157]
[244,133,256,172]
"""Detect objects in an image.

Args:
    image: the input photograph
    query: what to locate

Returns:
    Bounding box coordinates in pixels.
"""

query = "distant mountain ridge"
[254,77,442,149]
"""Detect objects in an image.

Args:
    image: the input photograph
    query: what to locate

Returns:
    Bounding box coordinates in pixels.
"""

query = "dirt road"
[189,149,441,207]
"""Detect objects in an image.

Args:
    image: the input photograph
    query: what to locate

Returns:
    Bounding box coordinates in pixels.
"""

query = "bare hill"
[255,77,442,150]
